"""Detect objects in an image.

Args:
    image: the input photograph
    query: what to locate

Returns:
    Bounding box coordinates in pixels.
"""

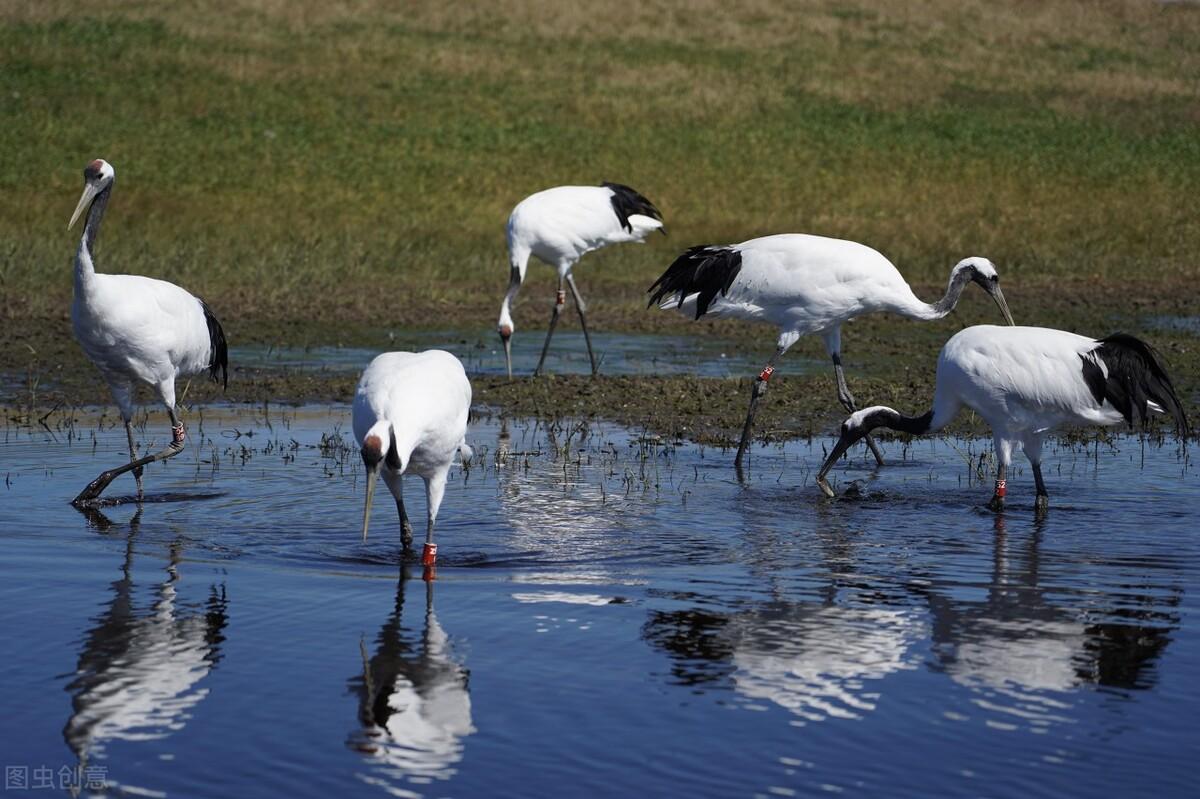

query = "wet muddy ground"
[4,279,1198,447]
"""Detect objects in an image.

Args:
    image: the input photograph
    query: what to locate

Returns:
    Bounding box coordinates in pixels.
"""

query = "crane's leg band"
[759,365,775,382]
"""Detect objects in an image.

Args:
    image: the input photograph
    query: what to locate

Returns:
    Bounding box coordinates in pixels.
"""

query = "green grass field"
[2,1,1198,431]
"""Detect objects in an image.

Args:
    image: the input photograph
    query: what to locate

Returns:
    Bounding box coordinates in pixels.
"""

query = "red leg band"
[759,365,775,381]
[994,479,1006,498]
[556,290,566,306]
[172,423,186,445]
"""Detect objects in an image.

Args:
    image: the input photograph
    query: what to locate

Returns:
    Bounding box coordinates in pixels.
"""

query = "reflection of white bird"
[65,535,227,771]
[68,159,229,506]
[730,606,922,722]
[497,183,665,378]
[818,326,1189,512]
[350,577,474,786]
[647,234,1014,473]
[644,600,923,723]
[353,351,472,561]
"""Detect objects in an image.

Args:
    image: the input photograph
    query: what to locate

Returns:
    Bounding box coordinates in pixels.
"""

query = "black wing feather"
[602,182,663,233]
[200,299,229,390]
[646,245,743,320]
[1080,333,1187,436]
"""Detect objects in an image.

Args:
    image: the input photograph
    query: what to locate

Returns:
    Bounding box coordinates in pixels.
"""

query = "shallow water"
[1,408,1197,798]
[232,329,817,379]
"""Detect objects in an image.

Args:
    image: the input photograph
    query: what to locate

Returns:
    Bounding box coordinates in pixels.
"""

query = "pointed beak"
[990,285,1015,326]
[69,183,99,230]
[362,462,380,542]
[501,333,513,380]
[816,427,867,498]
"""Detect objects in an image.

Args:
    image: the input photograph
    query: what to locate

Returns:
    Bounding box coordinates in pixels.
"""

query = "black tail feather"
[200,299,229,390]
[646,245,743,320]
[1080,333,1188,436]
[602,182,663,232]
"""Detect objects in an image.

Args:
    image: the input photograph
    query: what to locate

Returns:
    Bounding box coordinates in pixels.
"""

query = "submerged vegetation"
[2,0,1198,434]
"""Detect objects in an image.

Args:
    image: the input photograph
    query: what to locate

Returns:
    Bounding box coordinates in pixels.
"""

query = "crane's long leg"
[832,353,885,466]
[424,471,447,546]
[1026,436,1049,516]
[986,436,1013,513]
[420,471,448,579]
[533,275,567,377]
[73,405,187,506]
[381,469,414,551]
[109,381,145,497]
[566,273,598,376]
[124,420,145,499]
[1031,463,1049,516]
[734,346,786,480]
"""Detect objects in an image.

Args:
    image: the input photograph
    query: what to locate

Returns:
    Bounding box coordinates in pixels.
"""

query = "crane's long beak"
[68,183,99,230]
[362,462,380,542]
[816,427,868,498]
[990,286,1015,326]
[501,333,513,380]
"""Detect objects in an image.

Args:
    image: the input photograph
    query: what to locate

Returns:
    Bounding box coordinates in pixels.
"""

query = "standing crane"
[354,350,472,572]
[647,234,1015,475]
[497,183,665,378]
[68,159,228,506]
[815,326,1189,512]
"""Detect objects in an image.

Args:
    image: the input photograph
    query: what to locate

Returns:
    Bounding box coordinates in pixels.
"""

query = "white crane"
[816,325,1189,512]
[354,350,472,570]
[497,182,665,378]
[68,159,228,506]
[647,234,1015,474]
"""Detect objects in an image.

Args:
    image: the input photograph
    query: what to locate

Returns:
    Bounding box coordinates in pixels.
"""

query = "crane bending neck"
[906,265,973,322]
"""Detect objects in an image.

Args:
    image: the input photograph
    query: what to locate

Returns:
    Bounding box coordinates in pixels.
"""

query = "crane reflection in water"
[643,513,1180,729]
[63,508,229,787]
[347,570,475,790]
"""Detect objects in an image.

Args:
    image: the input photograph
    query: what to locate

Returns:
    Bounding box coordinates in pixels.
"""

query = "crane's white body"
[506,185,663,280]
[353,350,472,542]
[926,326,1128,437]
[498,184,664,376]
[74,261,216,416]
[651,232,1010,472]
[661,233,964,353]
[67,158,228,504]
[827,325,1186,508]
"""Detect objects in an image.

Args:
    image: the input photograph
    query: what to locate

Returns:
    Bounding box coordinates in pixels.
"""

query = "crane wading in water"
[497,183,665,378]
[647,234,1015,476]
[354,350,472,574]
[816,326,1188,513]
[68,159,228,507]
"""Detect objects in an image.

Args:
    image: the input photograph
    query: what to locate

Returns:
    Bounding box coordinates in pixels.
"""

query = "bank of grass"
[2,1,1198,433]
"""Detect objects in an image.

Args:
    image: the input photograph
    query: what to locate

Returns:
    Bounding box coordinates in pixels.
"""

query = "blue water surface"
[0,407,1196,798]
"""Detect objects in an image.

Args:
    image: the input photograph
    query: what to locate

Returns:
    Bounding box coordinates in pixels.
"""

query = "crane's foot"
[816,476,836,498]
[401,522,414,552]
[72,470,121,506]
[1034,495,1049,516]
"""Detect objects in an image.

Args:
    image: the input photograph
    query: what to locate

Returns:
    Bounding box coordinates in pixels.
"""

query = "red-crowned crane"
[647,234,1015,475]
[497,183,665,378]
[68,159,228,506]
[354,350,472,572]
[816,325,1189,513]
